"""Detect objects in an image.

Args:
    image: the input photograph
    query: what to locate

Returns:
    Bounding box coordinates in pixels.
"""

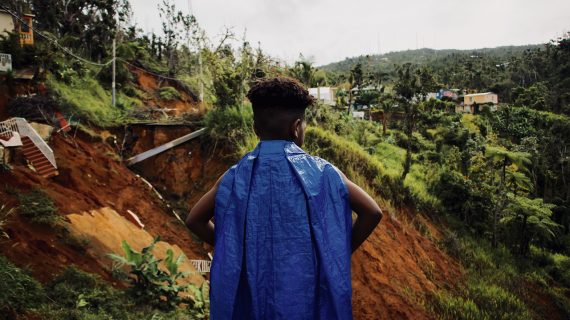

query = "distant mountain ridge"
[319,45,543,73]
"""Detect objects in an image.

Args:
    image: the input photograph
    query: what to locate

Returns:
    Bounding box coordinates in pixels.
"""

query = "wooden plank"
[126,128,206,166]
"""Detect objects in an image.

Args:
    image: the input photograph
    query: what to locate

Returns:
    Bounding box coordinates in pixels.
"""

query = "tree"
[347,63,365,114]
[485,146,532,247]
[394,63,436,179]
[500,194,559,255]
[30,0,131,61]
[289,56,315,87]
[158,0,197,75]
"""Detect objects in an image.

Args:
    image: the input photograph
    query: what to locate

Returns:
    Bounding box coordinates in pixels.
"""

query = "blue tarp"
[211,140,353,319]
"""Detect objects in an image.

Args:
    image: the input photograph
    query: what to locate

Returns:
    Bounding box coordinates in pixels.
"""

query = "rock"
[29,122,54,141]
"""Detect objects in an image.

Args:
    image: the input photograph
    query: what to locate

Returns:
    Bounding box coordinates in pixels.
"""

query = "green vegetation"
[48,74,141,127]
[2,0,570,318]
[108,237,209,317]
[204,104,258,158]
[0,257,203,320]
[158,86,181,101]
[0,255,45,316]
[17,189,61,227]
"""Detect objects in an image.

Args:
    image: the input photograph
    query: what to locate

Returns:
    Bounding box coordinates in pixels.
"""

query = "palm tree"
[500,195,559,255]
[485,146,532,247]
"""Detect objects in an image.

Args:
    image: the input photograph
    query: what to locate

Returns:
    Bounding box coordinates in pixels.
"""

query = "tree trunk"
[401,104,413,180]
[382,112,387,135]
[519,215,528,255]
[347,89,353,115]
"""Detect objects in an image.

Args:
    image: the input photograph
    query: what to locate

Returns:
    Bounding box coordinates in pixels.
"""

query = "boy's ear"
[291,118,302,140]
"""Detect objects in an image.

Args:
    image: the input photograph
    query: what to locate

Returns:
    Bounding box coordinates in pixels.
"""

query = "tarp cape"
[211,140,353,319]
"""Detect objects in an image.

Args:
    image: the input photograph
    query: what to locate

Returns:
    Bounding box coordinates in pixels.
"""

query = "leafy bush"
[18,189,62,226]
[45,267,131,320]
[0,255,45,315]
[158,86,181,101]
[109,237,208,316]
[204,105,257,158]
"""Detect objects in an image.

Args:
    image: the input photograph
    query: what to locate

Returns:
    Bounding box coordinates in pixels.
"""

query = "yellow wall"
[464,93,498,106]
[0,12,15,37]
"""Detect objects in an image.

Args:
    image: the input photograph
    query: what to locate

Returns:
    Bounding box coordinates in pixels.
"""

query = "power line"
[118,58,186,81]
[1,5,192,84]
[0,4,113,67]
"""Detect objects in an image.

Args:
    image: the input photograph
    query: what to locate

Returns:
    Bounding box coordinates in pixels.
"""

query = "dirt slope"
[351,211,460,319]
[0,130,213,283]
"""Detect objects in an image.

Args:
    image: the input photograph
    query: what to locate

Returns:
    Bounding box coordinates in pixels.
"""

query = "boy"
[187,77,382,319]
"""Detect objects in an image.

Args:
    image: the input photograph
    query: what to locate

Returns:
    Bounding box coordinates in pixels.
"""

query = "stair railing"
[11,117,57,169]
[0,118,19,140]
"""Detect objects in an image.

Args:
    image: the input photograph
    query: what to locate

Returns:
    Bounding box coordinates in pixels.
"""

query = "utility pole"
[199,52,204,102]
[112,38,116,107]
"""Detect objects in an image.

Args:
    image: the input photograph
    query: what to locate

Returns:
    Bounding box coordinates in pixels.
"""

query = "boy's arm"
[338,171,383,253]
[185,175,224,246]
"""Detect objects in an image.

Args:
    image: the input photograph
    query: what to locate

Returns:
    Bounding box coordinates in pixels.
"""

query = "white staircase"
[0,118,58,178]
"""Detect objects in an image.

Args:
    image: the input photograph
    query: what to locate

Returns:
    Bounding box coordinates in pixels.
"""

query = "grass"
[305,126,404,206]
[436,230,570,319]
[158,86,181,101]
[18,189,62,227]
[0,255,45,315]
[403,163,442,212]
[0,258,210,320]
[374,142,405,176]
[47,74,141,127]
[204,104,257,159]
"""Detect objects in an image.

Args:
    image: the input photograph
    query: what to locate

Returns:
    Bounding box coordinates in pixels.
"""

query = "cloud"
[131,0,570,65]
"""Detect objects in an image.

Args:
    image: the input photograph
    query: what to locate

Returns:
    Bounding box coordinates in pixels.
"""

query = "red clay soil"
[130,68,205,116]
[127,125,231,203]
[0,130,214,283]
[1,126,460,319]
[129,131,462,319]
[351,210,461,320]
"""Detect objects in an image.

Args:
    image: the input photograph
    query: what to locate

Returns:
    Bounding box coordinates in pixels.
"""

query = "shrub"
[204,105,257,158]
[45,267,131,320]
[0,255,45,315]
[109,237,208,316]
[158,86,181,101]
[18,189,62,226]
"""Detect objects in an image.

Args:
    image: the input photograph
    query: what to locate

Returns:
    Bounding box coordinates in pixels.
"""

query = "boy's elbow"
[185,212,199,231]
[370,208,383,225]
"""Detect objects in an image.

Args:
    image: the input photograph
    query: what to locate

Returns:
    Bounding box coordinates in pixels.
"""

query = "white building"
[309,87,336,106]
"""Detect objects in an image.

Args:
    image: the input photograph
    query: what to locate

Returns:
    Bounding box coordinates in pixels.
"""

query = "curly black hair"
[247,77,315,139]
[247,77,315,110]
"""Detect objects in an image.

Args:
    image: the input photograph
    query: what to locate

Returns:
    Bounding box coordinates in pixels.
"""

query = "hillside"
[319,45,542,73]
[1,0,569,318]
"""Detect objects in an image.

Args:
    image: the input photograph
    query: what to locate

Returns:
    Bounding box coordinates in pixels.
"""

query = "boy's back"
[211,140,352,319]
[186,77,381,320]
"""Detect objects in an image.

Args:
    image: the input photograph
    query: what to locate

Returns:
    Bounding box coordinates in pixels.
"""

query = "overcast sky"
[131,0,570,66]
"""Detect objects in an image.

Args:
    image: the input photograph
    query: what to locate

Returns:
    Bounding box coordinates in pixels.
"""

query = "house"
[457,92,498,113]
[309,86,336,106]
[0,9,34,46]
